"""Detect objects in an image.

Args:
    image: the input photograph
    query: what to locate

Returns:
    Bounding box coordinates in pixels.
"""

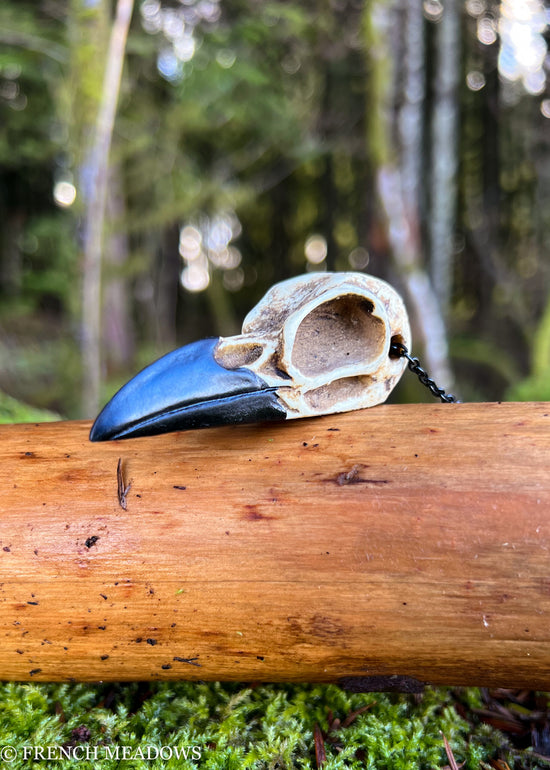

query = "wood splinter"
[117,457,131,511]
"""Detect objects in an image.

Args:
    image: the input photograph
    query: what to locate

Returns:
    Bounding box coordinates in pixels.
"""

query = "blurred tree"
[73,0,134,417]
[0,2,80,413]
[0,3,66,304]
[429,0,460,320]
[367,0,454,392]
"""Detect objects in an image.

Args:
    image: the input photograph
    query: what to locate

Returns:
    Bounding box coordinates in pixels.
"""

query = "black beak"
[89,338,286,441]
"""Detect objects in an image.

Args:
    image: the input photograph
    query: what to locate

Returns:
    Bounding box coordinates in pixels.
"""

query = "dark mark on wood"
[360,479,390,485]
[332,464,389,486]
[337,465,361,485]
[117,458,131,511]
[27,601,38,606]
[327,427,340,431]
[173,656,201,666]
[100,594,108,600]
[100,655,109,660]
[173,485,187,490]
[3,546,11,552]
[243,504,274,521]
[29,668,42,676]
[146,638,157,646]
[85,536,99,549]
[312,614,344,637]
[161,663,172,670]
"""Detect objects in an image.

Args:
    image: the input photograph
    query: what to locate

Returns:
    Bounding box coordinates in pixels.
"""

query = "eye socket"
[291,295,386,378]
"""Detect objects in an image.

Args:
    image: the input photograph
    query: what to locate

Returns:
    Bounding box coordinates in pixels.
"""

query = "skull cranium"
[215,272,410,418]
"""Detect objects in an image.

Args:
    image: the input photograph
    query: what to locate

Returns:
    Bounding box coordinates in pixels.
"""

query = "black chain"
[389,340,459,403]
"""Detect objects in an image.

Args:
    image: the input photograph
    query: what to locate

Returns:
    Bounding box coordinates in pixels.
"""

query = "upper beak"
[89,337,286,441]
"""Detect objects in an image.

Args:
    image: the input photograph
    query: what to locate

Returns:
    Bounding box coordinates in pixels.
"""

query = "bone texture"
[215,272,411,418]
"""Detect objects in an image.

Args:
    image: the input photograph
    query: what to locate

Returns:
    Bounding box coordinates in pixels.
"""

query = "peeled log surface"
[0,402,549,686]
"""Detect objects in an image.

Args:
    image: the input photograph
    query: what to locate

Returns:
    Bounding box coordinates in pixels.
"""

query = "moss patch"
[0,682,516,769]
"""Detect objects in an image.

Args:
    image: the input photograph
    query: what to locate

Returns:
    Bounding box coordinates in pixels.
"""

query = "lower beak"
[89,338,286,441]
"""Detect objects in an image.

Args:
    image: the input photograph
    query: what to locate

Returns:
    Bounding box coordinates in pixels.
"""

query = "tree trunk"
[103,164,135,371]
[1,402,550,686]
[366,0,455,392]
[399,0,426,216]
[377,167,454,391]
[81,0,134,417]
[429,0,461,318]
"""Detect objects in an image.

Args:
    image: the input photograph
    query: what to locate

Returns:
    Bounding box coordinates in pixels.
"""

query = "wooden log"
[0,402,549,687]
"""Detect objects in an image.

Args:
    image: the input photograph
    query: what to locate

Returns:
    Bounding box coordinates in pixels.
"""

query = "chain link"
[389,340,459,403]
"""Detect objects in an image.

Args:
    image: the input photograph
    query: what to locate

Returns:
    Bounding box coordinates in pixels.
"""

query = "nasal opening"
[215,339,264,370]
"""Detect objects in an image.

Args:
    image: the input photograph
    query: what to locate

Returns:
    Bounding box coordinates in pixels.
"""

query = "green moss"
[0,392,60,424]
[0,682,508,769]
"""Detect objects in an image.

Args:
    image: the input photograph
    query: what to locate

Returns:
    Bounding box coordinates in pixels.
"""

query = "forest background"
[1,1,550,768]
[1,0,550,420]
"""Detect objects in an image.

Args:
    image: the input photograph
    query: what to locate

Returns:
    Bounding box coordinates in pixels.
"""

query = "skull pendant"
[90,272,411,441]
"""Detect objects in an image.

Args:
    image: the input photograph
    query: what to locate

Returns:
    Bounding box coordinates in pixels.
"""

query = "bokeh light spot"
[348,247,370,270]
[305,234,327,265]
[181,263,210,292]
[423,0,443,22]
[477,16,498,45]
[53,181,77,208]
[466,70,486,90]
[216,49,236,69]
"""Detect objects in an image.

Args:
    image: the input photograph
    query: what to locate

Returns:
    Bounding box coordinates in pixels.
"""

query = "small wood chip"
[117,458,131,511]
[441,732,464,770]
[314,723,326,767]
[341,702,376,728]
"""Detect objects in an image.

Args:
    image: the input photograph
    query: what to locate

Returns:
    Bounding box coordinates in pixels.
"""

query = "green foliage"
[507,373,550,402]
[0,331,80,418]
[0,682,505,769]
[0,391,59,424]
[18,215,79,316]
[0,4,64,166]
[506,294,550,401]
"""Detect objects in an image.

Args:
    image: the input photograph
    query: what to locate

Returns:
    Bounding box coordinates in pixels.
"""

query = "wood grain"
[0,402,549,686]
